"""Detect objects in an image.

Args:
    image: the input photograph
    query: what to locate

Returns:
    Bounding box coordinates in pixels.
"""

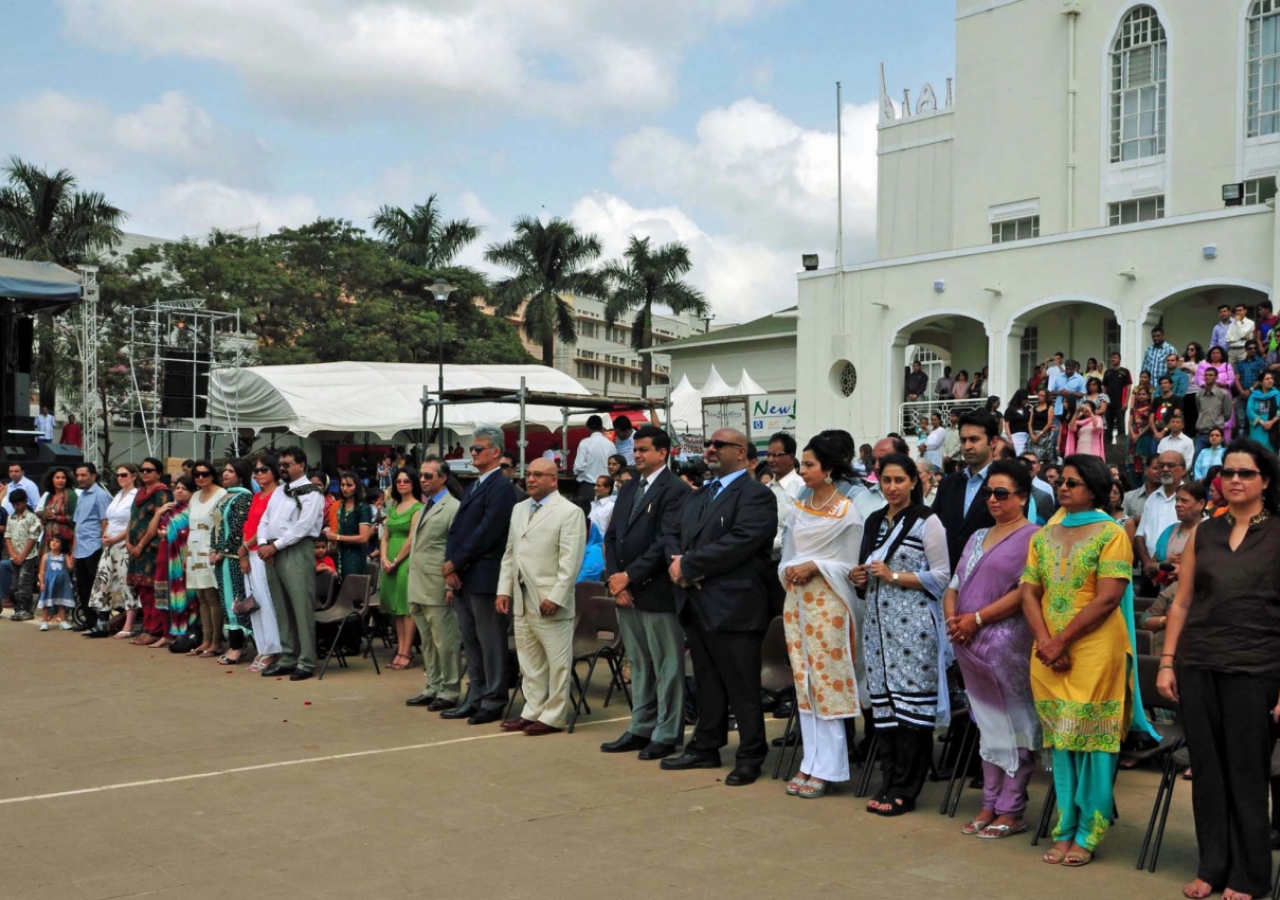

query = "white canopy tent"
[698,364,735,399]
[209,362,593,440]
[667,374,704,434]
[730,369,768,397]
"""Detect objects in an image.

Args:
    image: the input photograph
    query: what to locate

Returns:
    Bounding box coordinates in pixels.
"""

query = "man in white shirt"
[573,415,616,511]
[589,476,616,536]
[34,406,55,443]
[1135,450,1186,594]
[1156,413,1195,471]
[256,445,326,680]
[612,415,636,465]
[2,463,40,517]
[765,433,804,556]
[1226,302,1257,364]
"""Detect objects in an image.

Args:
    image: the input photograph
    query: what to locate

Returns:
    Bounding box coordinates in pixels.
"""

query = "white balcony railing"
[898,398,984,438]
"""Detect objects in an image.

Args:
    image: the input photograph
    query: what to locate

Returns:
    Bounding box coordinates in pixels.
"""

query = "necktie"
[423,498,435,513]
[702,479,721,512]
[530,500,541,518]
[630,477,648,521]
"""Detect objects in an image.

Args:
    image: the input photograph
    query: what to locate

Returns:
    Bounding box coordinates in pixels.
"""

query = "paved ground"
[1,620,1207,900]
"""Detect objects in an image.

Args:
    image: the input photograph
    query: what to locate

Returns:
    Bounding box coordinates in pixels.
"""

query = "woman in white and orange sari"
[779,433,865,799]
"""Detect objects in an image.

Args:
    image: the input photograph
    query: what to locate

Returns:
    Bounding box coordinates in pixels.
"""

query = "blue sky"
[0,0,955,321]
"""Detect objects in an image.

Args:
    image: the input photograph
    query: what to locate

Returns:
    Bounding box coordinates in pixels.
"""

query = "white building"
[798,0,1280,443]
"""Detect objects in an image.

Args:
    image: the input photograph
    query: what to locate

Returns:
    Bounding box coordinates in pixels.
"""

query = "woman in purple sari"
[942,459,1042,839]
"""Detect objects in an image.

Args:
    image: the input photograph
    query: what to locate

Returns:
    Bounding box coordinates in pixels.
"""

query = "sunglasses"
[194,470,213,478]
[115,471,131,478]
[987,487,1023,502]
[395,478,413,484]
[1060,478,1087,490]
[499,463,512,470]
[252,466,270,474]
[139,467,158,474]
[703,439,742,450]
[469,444,494,454]
[1221,468,1262,481]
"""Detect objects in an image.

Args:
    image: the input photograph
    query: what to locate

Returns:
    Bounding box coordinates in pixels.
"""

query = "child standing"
[37,535,76,631]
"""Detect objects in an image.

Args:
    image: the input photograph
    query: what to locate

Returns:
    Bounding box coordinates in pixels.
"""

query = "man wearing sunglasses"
[662,428,777,786]
[1135,450,1187,595]
[442,427,518,724]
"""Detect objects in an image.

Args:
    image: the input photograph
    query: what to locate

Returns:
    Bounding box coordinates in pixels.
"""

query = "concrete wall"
[665,336,797,394]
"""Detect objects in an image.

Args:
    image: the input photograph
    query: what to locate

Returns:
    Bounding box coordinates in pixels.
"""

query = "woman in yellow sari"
[1020,454,1159,867]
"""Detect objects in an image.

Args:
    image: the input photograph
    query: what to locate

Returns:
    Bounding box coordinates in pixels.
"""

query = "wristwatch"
[891,572,900,583]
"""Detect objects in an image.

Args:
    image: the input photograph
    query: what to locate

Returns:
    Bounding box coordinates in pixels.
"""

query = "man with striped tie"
[600,425,692,760]
[661,427,777,785]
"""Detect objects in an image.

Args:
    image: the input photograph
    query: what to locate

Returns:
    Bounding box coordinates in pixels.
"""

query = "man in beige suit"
[496,458,586,735]
[405,460,462,711]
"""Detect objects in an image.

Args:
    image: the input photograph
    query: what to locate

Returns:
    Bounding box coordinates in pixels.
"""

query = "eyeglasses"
[1221,468,1262,481]
[765,451,789,459]
[1154,462,1184,470]
[395,478,413,485]
[115,471,131,478]
[139,467,158,474]
[987,488,1023,502]
[703,440,743,450]
[252,466,270,474]
[499,463,512,470]
[1060,478,1087,490]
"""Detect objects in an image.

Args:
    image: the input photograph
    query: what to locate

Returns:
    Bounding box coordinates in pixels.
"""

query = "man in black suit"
[661,428,777,786]
[932,410,997,570]
[600,426,691,760]
[441,427,518,724]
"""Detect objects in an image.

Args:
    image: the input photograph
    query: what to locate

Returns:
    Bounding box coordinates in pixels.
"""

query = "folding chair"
[566,585,632,733]
[1133,654,1187,873]
[316,575,381,680]
[1133,629,1154,656]
[503,630,523,721]
[758,616,800,780]
[854,732,880,798]
[937,708,980,817]
[314,570,337,612]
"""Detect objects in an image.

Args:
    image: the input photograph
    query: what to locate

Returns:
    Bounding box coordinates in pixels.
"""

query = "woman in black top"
[1029,388,1055,464]
[1003,389,1031,455]
[1158,438,1280,900]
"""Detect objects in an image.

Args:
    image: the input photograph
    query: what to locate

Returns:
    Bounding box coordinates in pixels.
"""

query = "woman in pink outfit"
[1065,400,1105,459]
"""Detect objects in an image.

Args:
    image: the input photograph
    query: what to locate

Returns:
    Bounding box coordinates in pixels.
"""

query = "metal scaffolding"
[77,265,100,464]
[125,299,248,460]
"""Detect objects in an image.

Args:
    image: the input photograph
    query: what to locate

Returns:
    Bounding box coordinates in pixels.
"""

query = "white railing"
[898,398,984,437]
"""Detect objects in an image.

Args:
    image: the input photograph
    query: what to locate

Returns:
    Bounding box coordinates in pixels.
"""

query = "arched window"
[1248,0,1280,137]
[1110,6,1167,163]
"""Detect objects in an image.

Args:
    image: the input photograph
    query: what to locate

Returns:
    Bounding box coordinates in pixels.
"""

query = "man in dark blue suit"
[442,426,518,724]
[661,428,777,786]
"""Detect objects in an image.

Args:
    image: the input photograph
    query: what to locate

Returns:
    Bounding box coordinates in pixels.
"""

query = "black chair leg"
[568,654,602,734]
[1031,783,1057,846]
[938,719,972,815]
[855,733,879,798]
[771,702,799,780]
[947,724,980,818]
[781,703,802,781]
[318,616,347,681]
[1148,753,1180,873]
[1272,854,1280,900]
[1136,751,1172,870]
[504,673,524,721]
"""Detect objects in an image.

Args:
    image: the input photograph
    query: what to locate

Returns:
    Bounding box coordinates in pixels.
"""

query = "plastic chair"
[566,584,632,733]
[314,569,337,612]
[316,575,380,679]
[759,616,800,780]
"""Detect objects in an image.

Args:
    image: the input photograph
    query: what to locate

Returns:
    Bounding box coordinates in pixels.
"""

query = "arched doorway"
[890,311,991,437]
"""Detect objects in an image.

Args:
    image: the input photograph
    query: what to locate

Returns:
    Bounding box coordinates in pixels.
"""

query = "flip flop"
[977,822,1029,840]
[961,814,996,835]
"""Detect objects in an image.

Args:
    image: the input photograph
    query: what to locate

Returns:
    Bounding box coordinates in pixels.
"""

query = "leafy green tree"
[484,216,608,366]
[601,236,708,397]
[0,156,126,408]
[371,195,480,267]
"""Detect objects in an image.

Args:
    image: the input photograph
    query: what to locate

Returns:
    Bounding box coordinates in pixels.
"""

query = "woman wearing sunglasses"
[943,459,1040,839]
[381,468,423,670]
[1020,455,1160,867]
[125,458,173,646]
[184,460,227,658]
[88,464,140,638]
[1157,440,1280,900]
[241,456,283,672]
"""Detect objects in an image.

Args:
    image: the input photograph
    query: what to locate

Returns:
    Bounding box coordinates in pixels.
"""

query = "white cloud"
[57,0,789,122]
[570,191,794,323]
[0,90,267,186]
[612,98,879,261]
[131,180,320,239]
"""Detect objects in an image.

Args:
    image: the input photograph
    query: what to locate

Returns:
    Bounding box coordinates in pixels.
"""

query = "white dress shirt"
[589,495,615,536]
[1157,433,1195,470]
[34,414,54,441]
[769,469,805,551]
[258,476,325,551]
[2,476,41,516]
[1136,487,1180,552]
[573,432,617,484]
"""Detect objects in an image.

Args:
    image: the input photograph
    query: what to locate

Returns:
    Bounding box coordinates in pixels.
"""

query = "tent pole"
[518,377,527,479]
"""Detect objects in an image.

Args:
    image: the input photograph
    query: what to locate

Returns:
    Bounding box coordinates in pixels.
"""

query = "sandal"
[218,650,244,666]
[151,638,173,650]
[1062,848,1094,867]
[1043,842,1071,865]
[388,653,412,670]
[197,649,221,658]
[798,779,828,799]
[112,629,133,640]
[786,775,809,796]
[866,791,890,814]
[874,797,915,817]
[977,822,1028,840]
[961,811,996,835]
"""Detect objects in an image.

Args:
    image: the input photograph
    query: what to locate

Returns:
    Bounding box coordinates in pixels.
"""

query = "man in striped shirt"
[1141,326,1172,382]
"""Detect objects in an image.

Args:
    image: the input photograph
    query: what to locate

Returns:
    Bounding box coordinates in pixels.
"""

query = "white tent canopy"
[731,369,767,397]
[209,362,593,440]
[699,364,735,399]
[668,374,704,434]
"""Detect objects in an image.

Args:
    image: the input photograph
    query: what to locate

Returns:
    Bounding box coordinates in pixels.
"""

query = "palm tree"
[483,216,608,367]
[371,195,480,267]
[0,156,126,408]
[601,236,708,397]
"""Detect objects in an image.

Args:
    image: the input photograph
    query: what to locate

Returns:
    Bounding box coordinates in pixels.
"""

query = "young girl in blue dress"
[37,535,76,631]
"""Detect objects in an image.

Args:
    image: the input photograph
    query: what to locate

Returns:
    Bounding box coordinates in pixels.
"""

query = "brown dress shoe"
[523,722,564,736]
[501,718,534,732]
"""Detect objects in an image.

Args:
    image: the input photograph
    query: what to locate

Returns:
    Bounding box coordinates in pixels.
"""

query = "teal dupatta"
[1061,510,1161,743]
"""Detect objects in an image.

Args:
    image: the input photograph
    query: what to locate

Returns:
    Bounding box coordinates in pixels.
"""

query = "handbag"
[232,593,259,616]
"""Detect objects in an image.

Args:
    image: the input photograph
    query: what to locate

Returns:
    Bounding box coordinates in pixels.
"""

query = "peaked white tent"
[699,364,735,399]
[209,362,592,440]
[731,369,768,396]
[667,374,704,433]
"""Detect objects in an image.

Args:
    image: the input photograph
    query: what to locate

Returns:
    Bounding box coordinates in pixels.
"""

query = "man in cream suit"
[405,459,461,711]
[496,458,586,735]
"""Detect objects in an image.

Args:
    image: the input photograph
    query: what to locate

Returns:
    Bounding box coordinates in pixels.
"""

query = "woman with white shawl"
[778,433,865,799]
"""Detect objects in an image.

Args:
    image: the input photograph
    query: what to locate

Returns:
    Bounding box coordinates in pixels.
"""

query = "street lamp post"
[430,277,455,458]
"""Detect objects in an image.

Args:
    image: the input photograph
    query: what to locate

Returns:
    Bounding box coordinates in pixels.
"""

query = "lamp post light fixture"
[430,277,455,457]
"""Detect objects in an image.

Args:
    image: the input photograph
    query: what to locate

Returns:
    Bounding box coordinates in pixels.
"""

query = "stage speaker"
[160,349,210,418]
[14,317,33,372]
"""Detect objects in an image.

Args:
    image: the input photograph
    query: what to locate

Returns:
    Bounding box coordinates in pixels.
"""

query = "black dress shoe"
[467,709,502,725]
[427,698,457,712]
[405,693,437,707]
[659,751,721,771]
[600,732,650,753]
[289,670,313,682]
[771,731,801,748]
[86,629,112,638]
[772,701,795,720]
[439,704,478,720]
[638,741,676,761]
[261,663,296,677]
[724,764,761,786]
